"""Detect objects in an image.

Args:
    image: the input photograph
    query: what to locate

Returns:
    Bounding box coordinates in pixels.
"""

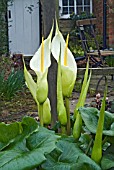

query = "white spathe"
[51,21,77,97]
[30,26,53,74]
[51,21,77,73]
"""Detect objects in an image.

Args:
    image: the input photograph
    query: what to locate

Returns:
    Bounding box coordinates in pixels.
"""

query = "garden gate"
[8,0,40,56]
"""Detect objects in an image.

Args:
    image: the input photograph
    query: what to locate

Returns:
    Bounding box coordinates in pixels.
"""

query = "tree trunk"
[40,0,59,126]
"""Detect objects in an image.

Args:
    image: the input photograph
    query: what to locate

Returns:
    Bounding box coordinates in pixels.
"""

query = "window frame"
[59,0,93,19]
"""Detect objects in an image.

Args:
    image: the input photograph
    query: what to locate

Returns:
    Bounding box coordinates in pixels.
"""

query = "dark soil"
[0,85,114,124]
[0,88,38,123]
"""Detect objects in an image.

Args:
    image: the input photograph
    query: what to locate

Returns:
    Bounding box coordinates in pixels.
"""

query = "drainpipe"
[103,0,107,49]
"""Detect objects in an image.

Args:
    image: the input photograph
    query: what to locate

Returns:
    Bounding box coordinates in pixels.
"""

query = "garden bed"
[0,56,114,124]
[0,79,114,123]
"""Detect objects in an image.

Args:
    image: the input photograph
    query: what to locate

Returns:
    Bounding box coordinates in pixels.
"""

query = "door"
[8,0,40,56]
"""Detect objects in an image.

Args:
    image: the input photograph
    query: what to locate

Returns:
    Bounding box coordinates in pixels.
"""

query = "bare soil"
[0,57,113,123]
[0,83,114,124]
[0,88,38,123]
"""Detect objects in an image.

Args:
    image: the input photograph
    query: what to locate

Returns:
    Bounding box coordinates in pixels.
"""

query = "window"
[59,0,92,18]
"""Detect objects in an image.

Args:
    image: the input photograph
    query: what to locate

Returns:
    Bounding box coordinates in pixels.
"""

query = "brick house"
[0,0,114,56]
[59,0,114,48]
[93,0,114,48]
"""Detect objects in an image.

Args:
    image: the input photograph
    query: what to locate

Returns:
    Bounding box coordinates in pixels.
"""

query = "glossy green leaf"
[101,143,114,169]
[79,107,114,136]
[74,61,91,118]
[0,117,59,170]
[42,139,101,170]
[78,133,92,154]
[21,116,38,135]
[0,117,38,151]
[0,122,20,151]
[101,154,114,170]
[27,126,59,151]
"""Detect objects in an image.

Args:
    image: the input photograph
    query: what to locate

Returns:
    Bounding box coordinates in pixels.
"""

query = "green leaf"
[0,122,20,151]
[91,87,107,164]
[0,117,38,151]
[27,126,59,152]
[74,60,90,118]
[79,107,98,133]
[101,143,114,170]
[21,116,39,135]
[101,154,114,170]
[42,139,101,170]
[23,59,38,104]
[0,139,46,170]
[79,133,92,154]
[103,123,114,136]
[0,118,59,170]
[79,107,114,136]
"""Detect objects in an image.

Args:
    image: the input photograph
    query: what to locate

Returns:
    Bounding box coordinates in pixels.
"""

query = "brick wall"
[94,0,114,48]
[107,0,114,48]
[93,0,103,35]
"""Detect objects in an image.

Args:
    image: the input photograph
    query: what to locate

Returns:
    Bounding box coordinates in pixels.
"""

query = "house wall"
[94,0,114,48]
[107,0,114,48]
[93,0,103,36]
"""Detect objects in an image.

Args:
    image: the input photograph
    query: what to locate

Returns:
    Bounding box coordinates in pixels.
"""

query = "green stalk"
[74,60,89,119]
[39,104,44,126]
[61,126,67,135]
[73,113,82,140]
[85,138,93,155]
[57,55,67,133]
[91,85,107,164]
[65,97,71,135]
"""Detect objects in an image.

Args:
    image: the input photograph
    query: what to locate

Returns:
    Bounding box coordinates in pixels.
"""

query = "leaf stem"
[85,138,93,155]
[61,126,67,135]
[39,104,44,126]
[65,97,71,135]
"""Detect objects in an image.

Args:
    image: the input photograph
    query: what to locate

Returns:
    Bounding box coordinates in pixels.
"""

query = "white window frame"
[59,0,93,19]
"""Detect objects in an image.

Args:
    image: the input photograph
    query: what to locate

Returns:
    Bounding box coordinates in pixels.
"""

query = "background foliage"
[0,0,8,56]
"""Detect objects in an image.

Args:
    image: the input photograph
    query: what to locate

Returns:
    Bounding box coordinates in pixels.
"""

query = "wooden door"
[8,0,40,56]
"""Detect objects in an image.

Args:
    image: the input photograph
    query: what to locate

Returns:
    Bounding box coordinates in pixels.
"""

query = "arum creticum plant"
[73,60,92,140]
[1,21,114,170]
[51,21,77,98]
[51,20,77,134]
[23,25,53,126]
[91,84,107,164]
[57,55,67,134]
